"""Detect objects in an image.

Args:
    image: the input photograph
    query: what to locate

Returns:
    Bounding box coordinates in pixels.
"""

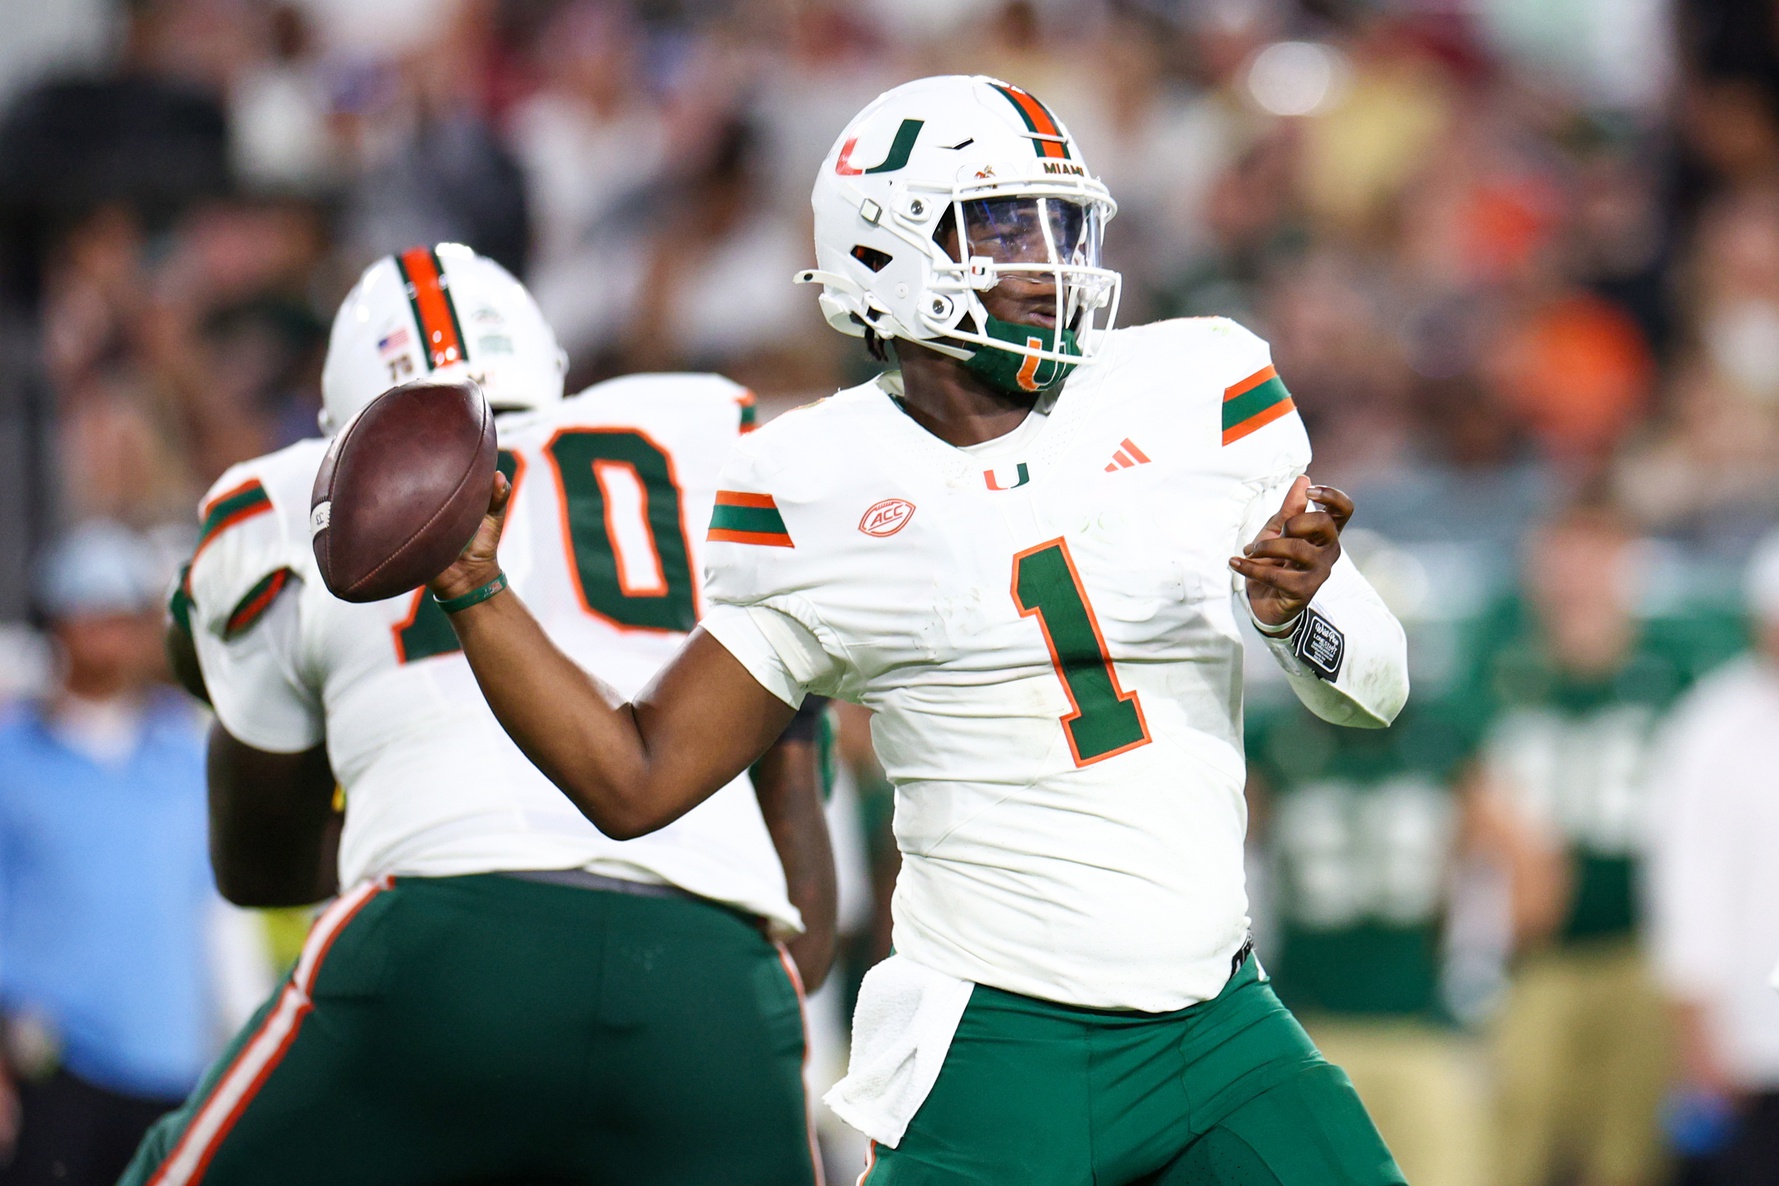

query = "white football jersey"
[702,318,1408,1009]
[183,374,801,932]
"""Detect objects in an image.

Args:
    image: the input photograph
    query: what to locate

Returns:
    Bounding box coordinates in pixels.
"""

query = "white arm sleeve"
[1234,477,1409,729]
[192,583,324,753]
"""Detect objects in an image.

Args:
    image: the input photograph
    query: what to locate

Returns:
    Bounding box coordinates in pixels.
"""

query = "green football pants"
[862,955,1406,1186]
[120,873,818,1186]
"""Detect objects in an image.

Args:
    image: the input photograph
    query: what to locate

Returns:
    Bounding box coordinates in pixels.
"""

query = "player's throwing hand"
[430,472,512,605]
[1230,475,1353,630]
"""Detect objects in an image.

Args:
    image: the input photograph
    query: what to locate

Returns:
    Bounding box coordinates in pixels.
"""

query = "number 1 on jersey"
[1012,538,1150,766]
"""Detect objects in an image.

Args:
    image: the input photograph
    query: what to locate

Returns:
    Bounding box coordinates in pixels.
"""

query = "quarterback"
[126,246,832,1185]
[431,78,1411,1184]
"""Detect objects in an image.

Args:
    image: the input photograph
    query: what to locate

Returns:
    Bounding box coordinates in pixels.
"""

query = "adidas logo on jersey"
[1104,439,1152,472]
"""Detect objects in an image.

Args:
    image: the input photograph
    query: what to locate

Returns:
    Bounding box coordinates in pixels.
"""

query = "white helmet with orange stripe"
[797,75,1120,397]
[320,243,568,434]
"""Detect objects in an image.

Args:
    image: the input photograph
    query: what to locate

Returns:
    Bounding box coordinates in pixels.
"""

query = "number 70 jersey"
[183,374,800,932]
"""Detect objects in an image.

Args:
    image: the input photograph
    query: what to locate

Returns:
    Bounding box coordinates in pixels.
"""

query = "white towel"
[823,954,976,1148]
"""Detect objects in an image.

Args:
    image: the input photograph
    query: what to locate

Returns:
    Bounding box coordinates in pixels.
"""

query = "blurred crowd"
[2,0,1779,1182]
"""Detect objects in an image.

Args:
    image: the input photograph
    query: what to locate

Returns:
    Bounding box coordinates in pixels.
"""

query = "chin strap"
[963,315,1081,397]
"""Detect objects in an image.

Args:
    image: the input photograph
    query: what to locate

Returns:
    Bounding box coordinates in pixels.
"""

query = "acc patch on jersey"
[858,498,915,537]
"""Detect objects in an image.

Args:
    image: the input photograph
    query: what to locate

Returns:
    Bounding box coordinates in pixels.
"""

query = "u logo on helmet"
[834,119,925,176]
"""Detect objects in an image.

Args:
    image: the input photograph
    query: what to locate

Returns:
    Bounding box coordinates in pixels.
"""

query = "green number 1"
[1012,538,1151,766]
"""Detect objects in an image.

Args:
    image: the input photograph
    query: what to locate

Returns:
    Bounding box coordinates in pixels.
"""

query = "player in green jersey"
[1247,540,1503,1186]
[1478,502,1743,1186]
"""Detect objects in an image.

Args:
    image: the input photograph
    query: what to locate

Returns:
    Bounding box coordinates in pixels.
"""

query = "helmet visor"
[960,197,1101,269]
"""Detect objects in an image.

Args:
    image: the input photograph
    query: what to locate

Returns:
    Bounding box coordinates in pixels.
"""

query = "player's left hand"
[1230,476,1352,631]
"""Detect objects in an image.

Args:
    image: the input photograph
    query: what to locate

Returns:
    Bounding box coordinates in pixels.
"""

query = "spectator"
[338,0,531,276]
[1645,530,1779,1183]
[1477,501,1743,1186]
[620,119,837,397]
[0,0,234,313]
[0,522,217,1186]
[511,0,692,368]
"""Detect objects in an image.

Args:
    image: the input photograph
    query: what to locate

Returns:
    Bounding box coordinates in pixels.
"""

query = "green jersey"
[1249,593,1493,1019]
[1478,603,1743,944]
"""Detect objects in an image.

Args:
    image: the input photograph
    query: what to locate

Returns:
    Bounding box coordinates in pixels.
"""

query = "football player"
[429,78,1411,1185]
[1245,541,1498,1186]
[124,244,833,1186]
[1478,502,1743,1186]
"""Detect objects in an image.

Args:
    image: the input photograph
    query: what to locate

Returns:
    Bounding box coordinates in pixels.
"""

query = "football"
[310,377,497,603]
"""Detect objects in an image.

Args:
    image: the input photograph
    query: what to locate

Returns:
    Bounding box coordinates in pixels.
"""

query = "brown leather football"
[310,378,497,603]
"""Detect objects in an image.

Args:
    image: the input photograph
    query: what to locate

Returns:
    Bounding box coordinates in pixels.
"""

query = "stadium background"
[0,0,1776,1182]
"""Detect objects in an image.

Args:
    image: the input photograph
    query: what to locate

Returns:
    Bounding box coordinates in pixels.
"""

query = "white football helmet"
[319,243,568,434]
[798,75,1120,392]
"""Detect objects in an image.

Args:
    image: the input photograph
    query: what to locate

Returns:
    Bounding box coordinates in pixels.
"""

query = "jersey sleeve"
[183,462,324,753]
[700,438,849,708]
[191,583,323,752]
[1210,322,1406,729]
[1234,472,1409,729]
[1169,316,1312,482]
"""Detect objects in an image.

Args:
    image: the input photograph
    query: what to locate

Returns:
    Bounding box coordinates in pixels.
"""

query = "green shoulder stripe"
[223,568,294,640]
[197,480,273,550]
[708,491,793,546]
[1222,367,1295,445]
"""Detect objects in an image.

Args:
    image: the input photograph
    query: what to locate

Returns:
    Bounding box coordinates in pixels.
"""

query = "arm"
[1669,999,1740,1101]
[835,700,900,966]
[182,545,338,903]
[435,475,798,841]
[179,458,341,901]
[207,723,341,907]
[1459,765,1569,948]
[166,569,210,703]
[752,699,837,991]
[166,617,210,704]
[1230,477,1409,728]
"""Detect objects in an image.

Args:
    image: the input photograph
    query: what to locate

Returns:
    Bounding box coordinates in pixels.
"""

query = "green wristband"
[433,572,508,614]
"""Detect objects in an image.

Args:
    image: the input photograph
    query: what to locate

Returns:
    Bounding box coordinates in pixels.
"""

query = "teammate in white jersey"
[124,245,832,1186]
[427,79,1411,1184]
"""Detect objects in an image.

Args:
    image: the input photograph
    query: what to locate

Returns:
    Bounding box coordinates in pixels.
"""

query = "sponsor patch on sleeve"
[1291,608,1345,681]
